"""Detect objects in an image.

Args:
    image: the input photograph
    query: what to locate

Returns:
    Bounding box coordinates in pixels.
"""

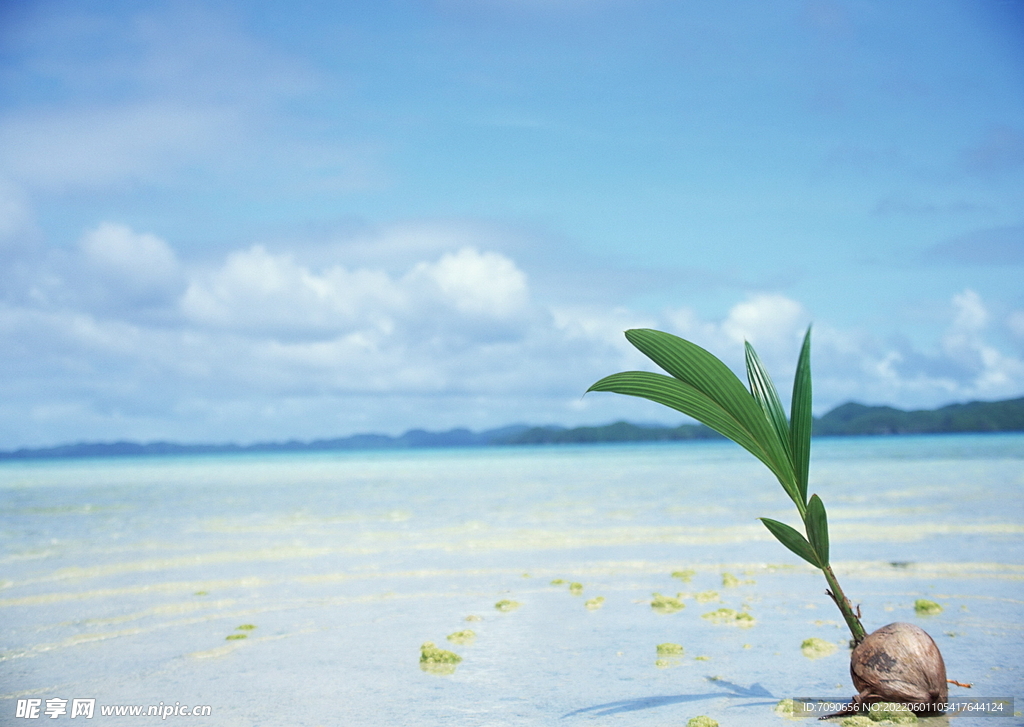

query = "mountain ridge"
[2,397,1022,460]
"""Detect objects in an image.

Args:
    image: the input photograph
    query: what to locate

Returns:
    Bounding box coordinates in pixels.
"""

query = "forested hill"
[813,397,1024,436]
[2,397,1022,459]
[504,397,1024,443]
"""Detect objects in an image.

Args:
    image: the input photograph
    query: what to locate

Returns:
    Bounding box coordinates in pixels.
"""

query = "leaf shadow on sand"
[562,678,776,717]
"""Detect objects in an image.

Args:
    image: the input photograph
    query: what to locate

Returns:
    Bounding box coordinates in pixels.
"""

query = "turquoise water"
[2,434,1022,726]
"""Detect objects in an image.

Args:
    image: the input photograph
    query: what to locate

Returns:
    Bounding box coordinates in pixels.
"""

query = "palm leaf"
[744,341,794,465]
[789,328,812,504]
[759,517,821,568]
[587,371,770,465]
[617,329,800,510]
[805,494,829,566]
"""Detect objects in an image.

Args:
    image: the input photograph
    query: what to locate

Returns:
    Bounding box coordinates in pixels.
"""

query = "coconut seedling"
[587,327,949,713]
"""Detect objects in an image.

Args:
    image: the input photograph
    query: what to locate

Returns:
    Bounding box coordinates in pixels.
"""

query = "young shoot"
[587,327,867,643]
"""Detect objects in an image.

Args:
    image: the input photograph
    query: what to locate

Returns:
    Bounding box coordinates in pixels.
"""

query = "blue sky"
[1,0,1023,448]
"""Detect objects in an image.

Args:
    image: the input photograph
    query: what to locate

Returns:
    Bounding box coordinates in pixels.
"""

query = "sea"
[2,434,1022,726]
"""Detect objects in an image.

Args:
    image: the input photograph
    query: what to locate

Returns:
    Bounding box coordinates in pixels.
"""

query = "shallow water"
[2,434,1022,726]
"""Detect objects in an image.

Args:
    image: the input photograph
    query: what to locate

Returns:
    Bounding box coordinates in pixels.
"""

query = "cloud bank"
[2,221,1023,448]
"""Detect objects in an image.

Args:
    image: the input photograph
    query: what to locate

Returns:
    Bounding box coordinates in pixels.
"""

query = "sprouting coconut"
[850,623,947,710]
[588,328,954,714]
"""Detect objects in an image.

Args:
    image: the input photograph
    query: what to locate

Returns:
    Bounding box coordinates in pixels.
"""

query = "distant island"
[2,396,1022,460]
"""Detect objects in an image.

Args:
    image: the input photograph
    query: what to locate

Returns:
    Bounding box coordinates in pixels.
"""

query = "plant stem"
[821,565,867,644]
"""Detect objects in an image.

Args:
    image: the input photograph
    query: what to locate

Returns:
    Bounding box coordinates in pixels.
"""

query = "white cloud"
[664,294,811,376]
[661,291,1024,412]
[80,222,181,290]
[2,224,1024,447]
[408,247,528,318]
[58,222,185,313]
[941,289,988,367]
[180,245,401,337]
[939,289,1024,394]
[806,290,1024,409]
[720,294,808,350]
[180,244,529,340]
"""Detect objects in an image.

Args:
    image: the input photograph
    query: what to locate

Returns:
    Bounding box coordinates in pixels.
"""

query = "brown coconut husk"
[848,622,948,712]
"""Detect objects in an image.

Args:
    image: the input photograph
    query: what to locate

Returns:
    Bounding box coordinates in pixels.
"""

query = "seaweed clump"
[701,608,755,626]
[568,582,584,596]
[446,630,476,645]
[585,596,605,610]
[495,599,521,612]
[864,702,918,723]
[686,717,718,727]
[226,624,255,641]
[800,637,837,659]
[914,599,942,615]
[651,593,685,613]
[656,642,684,655]
[420,642,462,675]
[774,698,800,716]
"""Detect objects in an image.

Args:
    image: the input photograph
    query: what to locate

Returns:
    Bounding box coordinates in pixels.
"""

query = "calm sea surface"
[2,434,1022,726]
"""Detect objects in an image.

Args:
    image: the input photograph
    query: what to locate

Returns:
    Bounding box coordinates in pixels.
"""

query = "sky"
[0,0,1023,448]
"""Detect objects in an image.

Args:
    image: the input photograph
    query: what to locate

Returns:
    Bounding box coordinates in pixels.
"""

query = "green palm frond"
[789,328,813,505]
[589,328,801,513]
[586,325,866,642]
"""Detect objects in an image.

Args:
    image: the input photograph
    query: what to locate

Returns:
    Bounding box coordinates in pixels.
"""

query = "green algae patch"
[686,716,718,727]
[654,658,679,669]
[495,599,521,612]
[693,655,710,661]
[446,629,476,645]
[421,642,461,663]
[914,599,943,615]
[236,624,256,631]
[840,716,875,727]
[800,637,837,659]
[865,703,918,723]
[585,596,605,610]
[465,614,483,622]
[550,579,565,585]
[672,569,696,582]
[702,608,755,626]
[420,641,461,675]
[225,634,247,641]
[722,572,755,586]
[569,582,584,596]
[695,590,720,603]
[656,642,684,656]
[774,698,801,716]
[651,592,685,613]
[193,591,208,596]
